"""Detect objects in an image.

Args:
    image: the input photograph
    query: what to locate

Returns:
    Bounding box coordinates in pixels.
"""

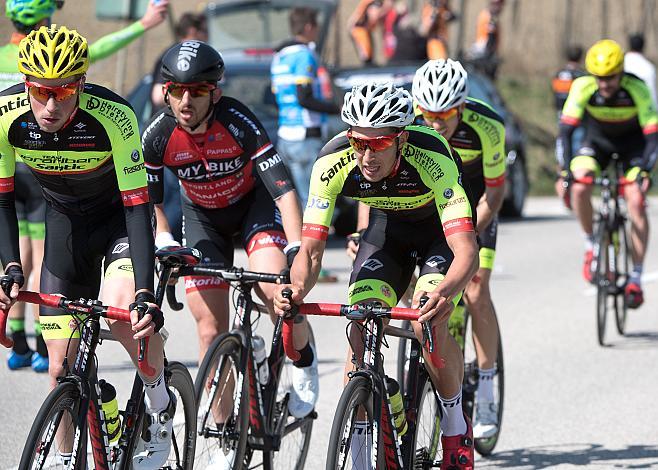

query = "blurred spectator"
[348,0,394,65]
[553,45,585,192]
[150,12,208,112]
[382,1,426,63]
[147,12,208,244]
[0,0,169,91]
[418,0,456,60]
[468,0,504,78]
[624,32,657,107]
[271,7,339,208]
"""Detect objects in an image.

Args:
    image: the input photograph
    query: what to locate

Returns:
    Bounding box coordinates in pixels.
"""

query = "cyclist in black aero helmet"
[142,42,318,469]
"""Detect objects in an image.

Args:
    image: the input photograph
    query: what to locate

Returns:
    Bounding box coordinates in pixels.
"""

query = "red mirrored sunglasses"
[25,78,82,103]
[418,105,459,122]
[165,82,216,99]
[346,129,403,153]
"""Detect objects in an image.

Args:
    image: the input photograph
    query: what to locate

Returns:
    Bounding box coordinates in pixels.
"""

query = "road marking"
[583,270,658,296]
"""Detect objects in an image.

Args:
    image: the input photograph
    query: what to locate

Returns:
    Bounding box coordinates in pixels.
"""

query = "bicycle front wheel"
[19,382,84,470]
[165,361,197,469]
[596,228,611,346]
[194,334,249,469]
[326,375,377,470]
[411,373,442,468]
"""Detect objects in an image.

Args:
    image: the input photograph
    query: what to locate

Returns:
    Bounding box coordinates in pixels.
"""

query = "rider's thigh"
[248,245,286,307]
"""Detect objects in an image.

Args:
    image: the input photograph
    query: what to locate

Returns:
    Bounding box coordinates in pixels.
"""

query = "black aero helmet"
[161,40,224,84]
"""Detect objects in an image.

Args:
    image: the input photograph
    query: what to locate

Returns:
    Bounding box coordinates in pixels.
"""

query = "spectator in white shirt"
[624,33,657,107]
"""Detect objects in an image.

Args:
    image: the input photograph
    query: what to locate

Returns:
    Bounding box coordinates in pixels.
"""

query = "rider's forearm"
[89,21,145,64]
[556,123,576,170]
[0,194,21,266]
[290,240,324,298]
[476,185,504,233]
[356,202,370,231]
[440,235,479,300]
[640,132,658,171]
[275,191,302,242]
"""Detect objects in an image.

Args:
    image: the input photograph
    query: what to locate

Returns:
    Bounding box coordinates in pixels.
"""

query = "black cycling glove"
[1,265,25,296]
[129,292,164,332]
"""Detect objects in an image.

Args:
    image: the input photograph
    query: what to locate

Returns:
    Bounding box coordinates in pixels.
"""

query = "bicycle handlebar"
[0,291,155,376]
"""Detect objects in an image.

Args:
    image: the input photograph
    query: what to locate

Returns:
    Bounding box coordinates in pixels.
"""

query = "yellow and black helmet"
[18,24,89,79]
[585,39,624,77]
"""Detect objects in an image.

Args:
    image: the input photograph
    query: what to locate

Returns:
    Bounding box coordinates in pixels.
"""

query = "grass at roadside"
[497,74,558,195]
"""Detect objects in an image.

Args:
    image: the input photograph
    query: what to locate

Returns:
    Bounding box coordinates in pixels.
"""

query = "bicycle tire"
[262,357,313,470]
[613,222,629,335]
[164,361,197,469]
[596,226,611,346]
[473,306,505,456]
[19,382,85,470]
[410,372,442,469]
[326,375,378,470]
[194,333,249,469]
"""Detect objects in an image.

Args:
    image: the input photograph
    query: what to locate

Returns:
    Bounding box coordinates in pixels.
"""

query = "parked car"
[129,0,528,218]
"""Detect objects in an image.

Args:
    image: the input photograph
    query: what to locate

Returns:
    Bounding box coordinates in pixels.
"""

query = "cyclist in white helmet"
[275,82,478,470]
[413,58,506,439]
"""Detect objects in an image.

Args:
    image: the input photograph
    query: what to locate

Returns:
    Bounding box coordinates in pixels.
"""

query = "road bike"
[0,246,200,470]
[164,262,314,469]
[578,154,633,346]
[280,295,442,469]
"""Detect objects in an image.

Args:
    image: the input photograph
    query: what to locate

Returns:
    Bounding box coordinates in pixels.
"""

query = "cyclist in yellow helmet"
[0,0,168,374]
[557,38,658,308]
[0,25,172,468]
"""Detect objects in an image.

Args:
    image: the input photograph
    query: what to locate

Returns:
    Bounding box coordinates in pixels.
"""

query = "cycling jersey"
[271,41,325,140]
[142,95,294,209]
[557,73,658,171]
[0,83,154,291]
[552,66,586,111]
[0,22,147,91]
[303,125,474,241]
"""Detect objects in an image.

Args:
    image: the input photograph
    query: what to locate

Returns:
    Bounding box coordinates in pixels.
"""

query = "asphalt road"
[3,197,658,468]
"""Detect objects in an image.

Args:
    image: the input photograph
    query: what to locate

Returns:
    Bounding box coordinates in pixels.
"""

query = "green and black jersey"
[0,83,154,291]
[302,125,474,241]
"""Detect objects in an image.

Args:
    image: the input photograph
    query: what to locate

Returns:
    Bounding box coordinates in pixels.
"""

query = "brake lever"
[166,284,184,311]
[419,296,434,353]
[280,288,300,361]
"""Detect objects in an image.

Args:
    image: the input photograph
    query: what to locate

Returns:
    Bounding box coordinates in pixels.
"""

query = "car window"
[221,73,278,119]
[207,2,328,52]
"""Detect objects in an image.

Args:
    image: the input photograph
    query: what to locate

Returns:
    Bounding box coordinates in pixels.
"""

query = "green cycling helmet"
[6,0,57,26]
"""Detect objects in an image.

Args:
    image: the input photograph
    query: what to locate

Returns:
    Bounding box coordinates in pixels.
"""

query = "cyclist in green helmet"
[0,0,168,373]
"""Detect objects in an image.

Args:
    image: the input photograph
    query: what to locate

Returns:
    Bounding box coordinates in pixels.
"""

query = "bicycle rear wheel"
[595,228,611,346]
[613,222,629,335]
[262,355,314,470]
[165,361,197,469]
[326,375,377,470]
[194,334,249,469]
[410,373,442,469]
[19,382,84,470]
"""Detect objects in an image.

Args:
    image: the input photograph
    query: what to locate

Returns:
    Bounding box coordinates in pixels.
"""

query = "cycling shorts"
[182,184,286,293]
[14,163,45,240]
[571,128,644,177]
[477,217,498,271]
[39,204,136,340]
[348,208,462,308]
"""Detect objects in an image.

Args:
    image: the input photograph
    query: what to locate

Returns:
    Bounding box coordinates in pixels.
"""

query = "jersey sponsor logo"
[85,97,135,141]
[360,181,371,189]
[321,153,356,185]
[425,256,447,268]
[258,154,282,172]
[302,223,329,240]
[147,173,160,182]
[206,145,240,156]
[185,275,229,292]
[172,151,194,163]
[29,131,41,139]
[123,163,145,174]
[246,231,287,255]
[18,153,107,172]
[361,258,383,271]
[0,96,28,116]
[404,146,445,181]
[130,149,140,162]
[442,217,474,237]
[306,196,330,210]
[0,177,14,193]
[121,187,149,206]
[74,122,86,131]
[176,41,201,71]
[443,188,454,199]
[439,196,465,210]
[177,157,244,179]
[380,285,392,298]
[112,242,130,254]
[118,265,133,272]
[349,285,373,296]
[228,108,261,136]
[467,113,501,146]
[228,123,243,139]
[40,321,62,331]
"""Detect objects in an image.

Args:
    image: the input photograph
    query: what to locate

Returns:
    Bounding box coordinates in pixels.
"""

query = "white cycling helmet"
[412,59,469,112]
[341,83,415,128]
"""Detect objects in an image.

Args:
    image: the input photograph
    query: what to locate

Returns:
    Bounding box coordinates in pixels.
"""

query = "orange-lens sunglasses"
[25,78,81,103]
[419,105,459,122]
[165,82,216,99]
[346,129,403,153]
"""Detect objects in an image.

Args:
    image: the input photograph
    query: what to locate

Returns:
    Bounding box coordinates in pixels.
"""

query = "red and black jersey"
[142,96,294,209]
